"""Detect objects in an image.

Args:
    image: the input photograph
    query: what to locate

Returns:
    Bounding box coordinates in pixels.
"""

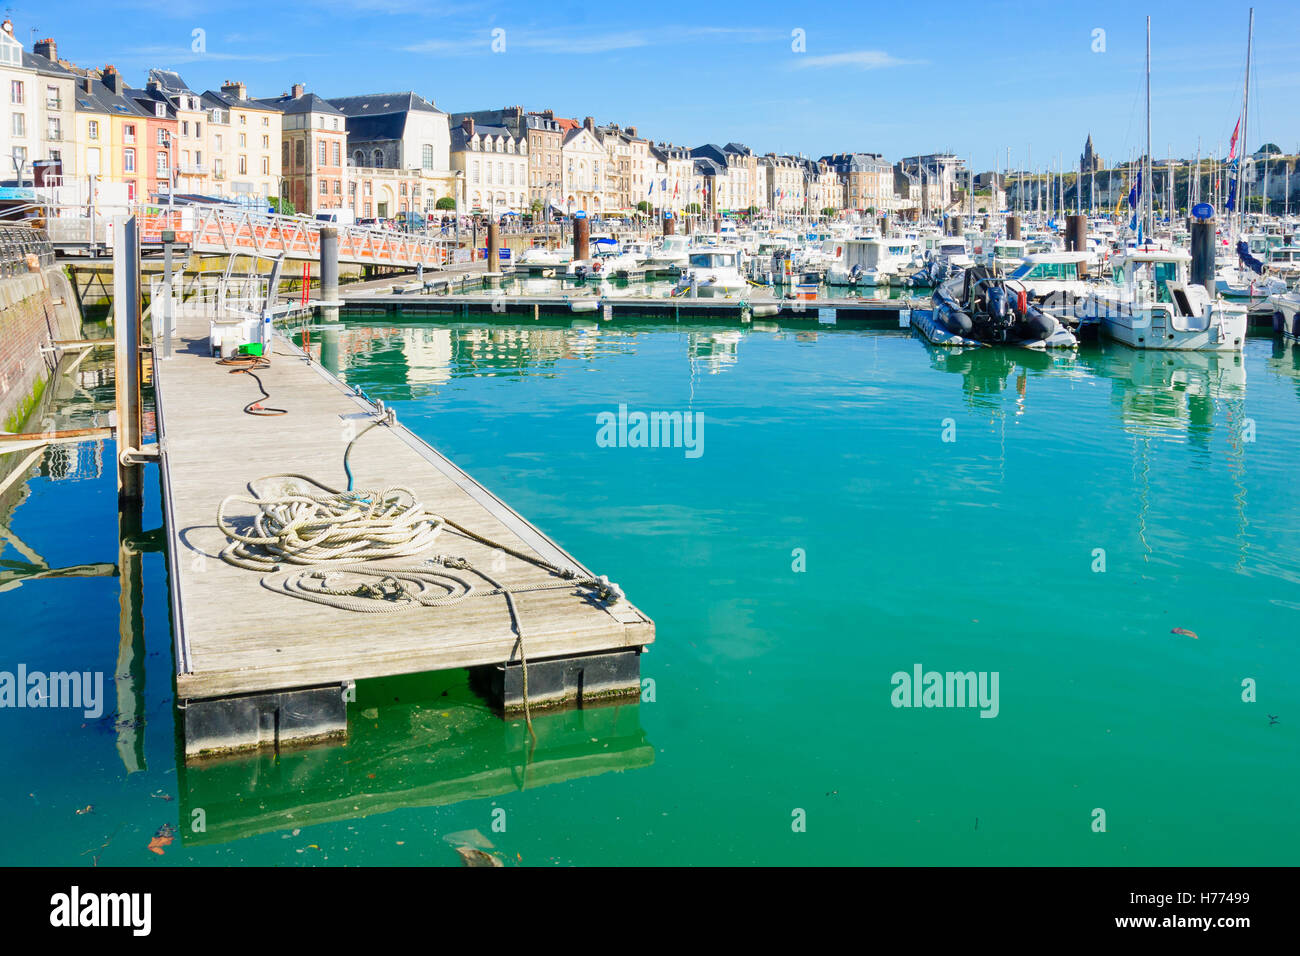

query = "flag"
[1127,169,1142,210]
[647,179,653,196]
[1228,117,1241,163]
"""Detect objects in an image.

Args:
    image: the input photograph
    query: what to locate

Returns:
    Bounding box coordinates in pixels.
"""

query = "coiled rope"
[216,473,625,740]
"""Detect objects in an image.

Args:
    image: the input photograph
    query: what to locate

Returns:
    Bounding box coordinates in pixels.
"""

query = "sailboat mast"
[1144,14,1154,240]
[1239,7,1253,236]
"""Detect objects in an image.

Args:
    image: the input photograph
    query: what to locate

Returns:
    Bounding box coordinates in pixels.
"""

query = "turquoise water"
[2,320,1297,865]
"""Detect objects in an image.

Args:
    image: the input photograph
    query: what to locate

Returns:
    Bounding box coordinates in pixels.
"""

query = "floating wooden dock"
[153,310,653,759]
[338,287,924,325]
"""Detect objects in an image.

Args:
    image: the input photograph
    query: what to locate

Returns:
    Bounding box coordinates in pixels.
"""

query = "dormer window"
[155,103,165,117]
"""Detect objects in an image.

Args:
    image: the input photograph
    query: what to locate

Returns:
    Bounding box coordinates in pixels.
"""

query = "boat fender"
[1017,289,1028,314]
[592,260,603,273]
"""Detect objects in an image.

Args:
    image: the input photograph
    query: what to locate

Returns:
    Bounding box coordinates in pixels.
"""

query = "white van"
[315,209,355,227]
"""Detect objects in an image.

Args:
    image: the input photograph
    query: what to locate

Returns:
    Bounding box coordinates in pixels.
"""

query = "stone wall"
[0,267,82,433]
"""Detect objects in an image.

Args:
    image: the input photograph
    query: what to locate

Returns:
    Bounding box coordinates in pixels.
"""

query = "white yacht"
[1006,252,1095,303]
[987,238,1028,272]
[1083,248,1247,351]
[642,234,692,273]
[1268,290,1300,340]
[515,245,572,274]
[674,247,749,298]
[828,237,917,286]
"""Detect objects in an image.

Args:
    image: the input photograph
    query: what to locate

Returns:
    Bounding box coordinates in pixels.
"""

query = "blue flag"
[1127,169,1142,210]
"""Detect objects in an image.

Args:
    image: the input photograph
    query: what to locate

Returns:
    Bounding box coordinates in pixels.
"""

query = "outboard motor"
[849,264,863,284]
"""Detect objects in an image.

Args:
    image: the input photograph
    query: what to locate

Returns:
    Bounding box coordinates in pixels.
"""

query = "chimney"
[583,116,594,132]
[33,38,56,62]
[461,117,474,137]
[102,65,122,94]
[81,76,93,94]
[627,126,637,138]
[542,109,554,120]
[221,80,247,101]
[0,19,12,36]
[291,83,304,99]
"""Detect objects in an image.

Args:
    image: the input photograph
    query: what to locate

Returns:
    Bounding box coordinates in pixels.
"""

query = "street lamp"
[159,130,174,217]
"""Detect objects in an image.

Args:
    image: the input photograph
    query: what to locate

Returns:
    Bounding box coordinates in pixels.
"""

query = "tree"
[268,197,295,216]
[435,196,456,211]
[820,207,837,218]
[636,200,652,213]
[684,203,702,214]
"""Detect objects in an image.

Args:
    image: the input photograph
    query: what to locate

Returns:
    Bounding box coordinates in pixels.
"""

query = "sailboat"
[1086,15,1247,351]
[1216,6,1287,299]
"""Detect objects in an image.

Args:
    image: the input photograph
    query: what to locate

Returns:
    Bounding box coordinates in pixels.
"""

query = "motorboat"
[931,265,1077,348]
[673,247,749,298]
[1084,247,1247,351]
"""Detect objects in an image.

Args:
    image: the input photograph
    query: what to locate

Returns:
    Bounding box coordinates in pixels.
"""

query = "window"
[239,114,246,125]
[353,150,363,167]
[156,152,168,176]
[283,141,290,165]
[181,120,189,136]
[45,86,59,110]
[215,134,222,150]
[318,142,326,166]
[195,121,201,137]
[10,80,23,104]
[262,116,268,127]
[46,117,61,141]
[261,135,268,149]
[331,142,339,166]
[88,120,99,140]
[157,128,168,146]
[372,148,383,168]
[12,145,26,167]
[238,133,246,148]
[238,155,247,174]
[11,113,24,136]
[422,144,433,169]
[214,158,224,177]
[333,180,341,195]
[262,156,269,174]
[320,179,327,195]
[472,161,479,184]
[295,140,305,166]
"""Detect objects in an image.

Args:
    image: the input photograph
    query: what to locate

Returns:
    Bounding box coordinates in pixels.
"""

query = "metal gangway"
[38,202,456,270]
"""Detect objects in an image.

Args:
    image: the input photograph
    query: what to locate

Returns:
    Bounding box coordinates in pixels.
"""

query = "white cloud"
[790,50,920,70]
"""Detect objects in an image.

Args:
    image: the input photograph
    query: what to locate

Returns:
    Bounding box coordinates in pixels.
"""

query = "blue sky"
[15,0,1300,168]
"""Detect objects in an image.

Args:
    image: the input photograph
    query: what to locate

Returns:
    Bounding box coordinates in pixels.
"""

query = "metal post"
[162,233,174,360]
[113,215,143,501]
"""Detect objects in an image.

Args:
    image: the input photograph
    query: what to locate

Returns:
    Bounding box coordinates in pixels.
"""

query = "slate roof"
[256,91,344,116]
[327,92,444,117]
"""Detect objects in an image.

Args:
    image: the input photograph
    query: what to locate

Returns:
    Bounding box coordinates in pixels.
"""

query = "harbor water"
[2,316,1297,865]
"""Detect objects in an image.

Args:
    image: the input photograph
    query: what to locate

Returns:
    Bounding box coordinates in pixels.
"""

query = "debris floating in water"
[456,845,504,867]
[147,823,176,856]
[75,805,94,816]
[1170,627,1199,639]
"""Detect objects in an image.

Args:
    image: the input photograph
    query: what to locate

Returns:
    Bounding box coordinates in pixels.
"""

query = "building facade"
[451,116,528,215]
[202,80,283,204]
[258,84,346,215]
[560,120,610,215]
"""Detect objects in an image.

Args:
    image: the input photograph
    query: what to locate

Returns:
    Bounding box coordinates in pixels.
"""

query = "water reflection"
[178,672,653,849]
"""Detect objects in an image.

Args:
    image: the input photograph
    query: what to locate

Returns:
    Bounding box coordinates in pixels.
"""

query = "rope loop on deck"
[216,475,444,572]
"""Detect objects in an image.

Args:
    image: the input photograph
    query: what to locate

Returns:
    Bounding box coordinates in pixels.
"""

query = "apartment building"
[451,116,528,215]
[257,83,346,215]
[201,80,282,204]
